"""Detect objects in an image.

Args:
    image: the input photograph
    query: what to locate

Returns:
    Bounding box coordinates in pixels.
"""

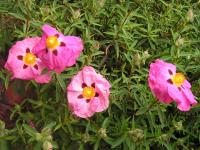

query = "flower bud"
[174,121,183,131]
[99,0,105,7]
[133,53,141,67]
[186,9,194,22]
[73,9,81,19]
[128,128,144,142]
[143,50,150,59]
[36,133,42,141]
[43,141,53,150]
[0,120,8,137]
[175,37,184,47]
[98,128,107,138]
[82,133,91,143]
[158,134,169,142]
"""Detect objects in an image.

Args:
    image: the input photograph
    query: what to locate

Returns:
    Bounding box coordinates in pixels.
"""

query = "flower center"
[171,73,185,87]
[82,87,95,99]
[46,36,60,49]
[23,53,36,65]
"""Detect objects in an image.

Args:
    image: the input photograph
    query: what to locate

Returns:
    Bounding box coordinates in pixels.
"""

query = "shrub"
[0,0,200,149]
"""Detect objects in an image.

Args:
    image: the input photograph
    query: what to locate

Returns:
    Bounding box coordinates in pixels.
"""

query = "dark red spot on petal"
[178,87,182,91]
[60,42,66,47]
[33,64,38,70]
[91,83,95,88]
[86,99,90,103]
[77,95,83,99]
[95,93,99,97]
[17,55,23,60]
[45,48,48,53]
[82,83,87,88]
[52,50,58,56]
[167,79,173,84]
[168,69,173,75]
[23,64,28,69]
[55,34,59,38]
[26,48,30,53]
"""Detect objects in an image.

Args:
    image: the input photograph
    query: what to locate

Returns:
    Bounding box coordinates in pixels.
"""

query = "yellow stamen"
[23,53,36,65]
[171,73,185,87]
[46,36,60,49]
[82,87,95,99]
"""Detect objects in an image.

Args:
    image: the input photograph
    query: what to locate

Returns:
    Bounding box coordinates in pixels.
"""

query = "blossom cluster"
[4,24,111,118]
[4,24,197,119]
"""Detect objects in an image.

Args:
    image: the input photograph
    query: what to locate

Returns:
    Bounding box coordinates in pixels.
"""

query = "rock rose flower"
[33,24,83,73]
[148,59,197,111]
[4,37,51,83]
[67,66,111,118]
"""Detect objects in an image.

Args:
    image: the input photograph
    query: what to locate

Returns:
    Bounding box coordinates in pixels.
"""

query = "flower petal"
[35,72,52,83]
[65,36,84,67]
[181,85,197,105]
[168,84,191,111]
[42,24,59,36]
[183,80,191,89]
[67,71,84,92]
[82,66,97,86]
[67,91,94,118]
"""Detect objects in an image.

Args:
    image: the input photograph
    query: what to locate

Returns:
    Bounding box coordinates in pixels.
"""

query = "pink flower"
[67,66,111,118]
[33,24,83,73]
[148,59,197,111]
[4,37,51,83]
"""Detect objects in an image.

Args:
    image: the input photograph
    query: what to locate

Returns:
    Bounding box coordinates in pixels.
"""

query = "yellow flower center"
[46,36,60,49]
[23,53,36,65]
[171,73,185,87]
[82,87,95,99]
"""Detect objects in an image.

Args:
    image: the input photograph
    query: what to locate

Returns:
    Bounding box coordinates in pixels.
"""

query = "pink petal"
[183,80,191,88]
[89,72,110,112]
[167,84,191,111]
[32,34,47,54]
[67,91,94,118]
[42,24,59,36]
[148,59,175,104]
[67,72,83,92]
[35,72,52,83]
[182,86,197,105]
[65,36,84,67]
[82,66,97,86]
[90,88,109,112]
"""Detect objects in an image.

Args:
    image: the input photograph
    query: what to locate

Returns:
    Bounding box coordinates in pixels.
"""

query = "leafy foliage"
[0,0,200,149]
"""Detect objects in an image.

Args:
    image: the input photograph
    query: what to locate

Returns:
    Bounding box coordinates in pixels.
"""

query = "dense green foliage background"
[0,0,200,149]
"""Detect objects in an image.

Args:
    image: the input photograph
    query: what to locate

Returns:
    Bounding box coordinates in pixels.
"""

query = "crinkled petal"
[35,72,52,83]
[32,34,47,54]
[67,71,83,92]
[183,80,191,89]
[67,91,94,118]
[148,59,175,103]
[82,66,98,86]
[42,24,59,36]
[168,84,191,111]
[90,85,109,112]
[65,36,84,67]
[182,85,197,105]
